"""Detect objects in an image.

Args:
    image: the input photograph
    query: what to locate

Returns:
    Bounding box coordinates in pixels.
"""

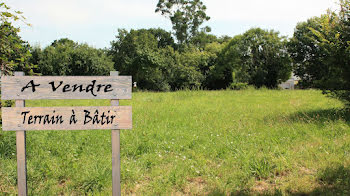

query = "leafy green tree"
[288,14,339,88]
[155,0,210,45]
[110,29,174,91]
[0,2,26,23]
[206,35,244,89]
[109,28,220,91]
[38,39,114,76]
[189,32,231,50]
[0,23,36,75]
[0,2,34,117]
[169,46,205,89]
[0,3,35,76]
[290,0,350,104]
[337,0,350,103]
[210,28,291,89]
[148,28,176,49]
[51,38,76,47]
[190,32,219,49]
[28,45,42,67]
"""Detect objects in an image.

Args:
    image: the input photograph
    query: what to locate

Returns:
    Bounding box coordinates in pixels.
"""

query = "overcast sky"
[6,0,338,49]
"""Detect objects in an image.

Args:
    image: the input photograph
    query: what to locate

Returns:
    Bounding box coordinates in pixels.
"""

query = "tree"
[155,0,210,45]
[290,1,350,104]
[209,28,291,89]
[0,2,34,119]
[110,29,174,91]
[0,2,26,23]
[337,0,350,103]
[169,46,206,89]
[288,14,339,88]
[38,39,114,76]
[109,28,218,91]
[148,28,176,49]
[0,2,35,76]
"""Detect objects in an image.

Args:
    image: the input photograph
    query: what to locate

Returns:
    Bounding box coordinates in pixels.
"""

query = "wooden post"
[14,71,27,196]
[110,71,121,196]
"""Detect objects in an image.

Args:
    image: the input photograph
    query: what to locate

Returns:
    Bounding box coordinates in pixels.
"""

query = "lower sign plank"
[2,106,132,131]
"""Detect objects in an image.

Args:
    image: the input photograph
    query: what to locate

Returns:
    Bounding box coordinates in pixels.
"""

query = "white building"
[278,74,300,90]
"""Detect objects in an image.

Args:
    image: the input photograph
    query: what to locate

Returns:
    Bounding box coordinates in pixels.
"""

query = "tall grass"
[0,89,349,195]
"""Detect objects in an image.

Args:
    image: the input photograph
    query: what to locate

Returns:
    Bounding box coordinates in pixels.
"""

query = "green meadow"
[1,89,350,195]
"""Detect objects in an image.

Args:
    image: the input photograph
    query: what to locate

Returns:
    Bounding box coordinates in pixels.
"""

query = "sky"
[6,0,339,49]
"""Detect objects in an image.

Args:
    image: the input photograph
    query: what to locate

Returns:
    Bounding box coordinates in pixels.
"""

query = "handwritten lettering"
[84,110,116,125]
[21,80,40,92]
[21,110,64,125]
[47,80,113,96]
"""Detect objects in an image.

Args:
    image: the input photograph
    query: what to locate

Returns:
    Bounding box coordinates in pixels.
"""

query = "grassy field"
[0,89,350,195]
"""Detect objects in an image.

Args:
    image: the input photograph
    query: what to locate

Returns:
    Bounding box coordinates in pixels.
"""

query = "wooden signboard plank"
[2,106,132,131]
[1,76,132,100]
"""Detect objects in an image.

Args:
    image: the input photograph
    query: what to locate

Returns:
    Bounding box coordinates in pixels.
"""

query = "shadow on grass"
[290,108,349,124]
[266,108,350,126]
[286,165,350,196]
[296,165,350,196]
[207,165,350,195]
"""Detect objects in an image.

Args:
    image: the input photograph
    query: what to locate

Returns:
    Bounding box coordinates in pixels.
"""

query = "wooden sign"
[1,76,132,100]
[1,72,130,196]
[2,106,132,131]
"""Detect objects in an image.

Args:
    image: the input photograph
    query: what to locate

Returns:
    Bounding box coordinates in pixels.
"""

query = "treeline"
[1,0,350,104]
[22,28,292,91]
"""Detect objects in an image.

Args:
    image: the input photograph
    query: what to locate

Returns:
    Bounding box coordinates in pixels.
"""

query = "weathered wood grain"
[110,71,121,196]
[2,106,132,131]
[14,72,28,196]
[1,76,132,100]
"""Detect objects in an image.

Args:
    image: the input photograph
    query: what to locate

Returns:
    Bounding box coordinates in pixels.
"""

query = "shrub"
[229,82,249,90]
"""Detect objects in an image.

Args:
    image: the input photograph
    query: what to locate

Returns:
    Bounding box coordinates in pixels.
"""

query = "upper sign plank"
[1,76,132,100]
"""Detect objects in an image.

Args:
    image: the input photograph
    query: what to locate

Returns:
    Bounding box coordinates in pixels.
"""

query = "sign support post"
[14,71,27,196]
[110,71,121,196]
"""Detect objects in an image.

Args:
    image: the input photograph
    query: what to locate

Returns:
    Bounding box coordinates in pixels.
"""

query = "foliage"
[0,2,26,24]
[289,0,350,104]
[288,14,340,89]
[209,28,291,89]
[155,0,210,45]
[109,28,227,91]
[0,3,36,76]
[0,3,35,121]
[168,46,205,89]
[38,38,114,76]
[228,82,249,90]
[334,0,350,104]
[110,28,173,91]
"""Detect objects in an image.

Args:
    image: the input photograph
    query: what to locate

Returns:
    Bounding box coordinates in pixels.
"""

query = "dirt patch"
[251,181,270,192]
[182,177,207,195]
[299,166,316,175]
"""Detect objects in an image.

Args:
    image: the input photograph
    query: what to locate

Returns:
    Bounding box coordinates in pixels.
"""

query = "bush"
[38,38,114,76]
[229,82,249,90]
[211,28,291,89]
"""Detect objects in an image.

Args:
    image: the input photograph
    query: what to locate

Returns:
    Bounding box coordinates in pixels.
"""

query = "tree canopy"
[209,28,291,89]
[289,0,350,104]
[155,0,210,45]
[37,39,114,76]
[0,2,35,76]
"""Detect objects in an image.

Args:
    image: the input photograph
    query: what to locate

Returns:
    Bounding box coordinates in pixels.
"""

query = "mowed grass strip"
[0,89,349,195]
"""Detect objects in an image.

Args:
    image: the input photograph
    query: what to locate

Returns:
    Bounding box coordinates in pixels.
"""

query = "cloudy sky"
[7,0,338,48]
